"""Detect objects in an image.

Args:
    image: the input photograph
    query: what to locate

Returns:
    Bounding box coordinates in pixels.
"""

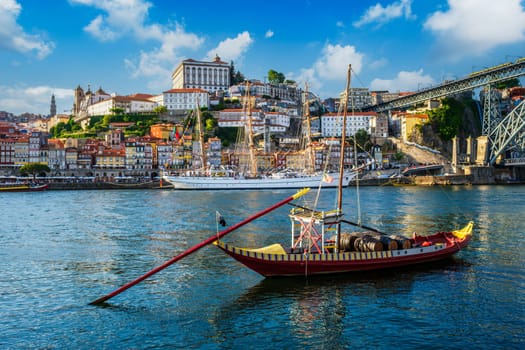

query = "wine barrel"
[331,232,364,251]
[378,235,398,251]
[363,231,398,251]
[389,234,412,249]
[355,235,383,252]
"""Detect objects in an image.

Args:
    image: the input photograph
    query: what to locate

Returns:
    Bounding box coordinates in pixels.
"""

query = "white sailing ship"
[162,84,358,190]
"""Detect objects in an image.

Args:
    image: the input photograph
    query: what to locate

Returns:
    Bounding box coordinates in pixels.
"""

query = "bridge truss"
[488,99,525,165]
[363,59,525,165]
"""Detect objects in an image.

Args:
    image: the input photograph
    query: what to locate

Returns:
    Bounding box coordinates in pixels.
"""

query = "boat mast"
[304,83,314,172]
[336,64,351,252]
[196,97,207,171]
[245,81,257,176]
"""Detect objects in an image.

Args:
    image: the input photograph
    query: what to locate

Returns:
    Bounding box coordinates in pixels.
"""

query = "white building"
[320,112,377,137]
[171,55,230,93]
[218,109,287,133]
[156,88,209,112]
[86,95,157,116]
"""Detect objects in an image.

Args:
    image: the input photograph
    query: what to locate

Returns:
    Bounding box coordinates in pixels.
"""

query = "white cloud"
[71,0,204,87]
[314,44,364,80]
[336,21,345,28]
[354,0,415,28]
[370,69,435,92]
[0,0,54,59]
[206,31,253,63]
[265,30,274,38]
[290,44,364,96]
[424,0,525,61]
[0,85,74,115]
[83,14,119,42]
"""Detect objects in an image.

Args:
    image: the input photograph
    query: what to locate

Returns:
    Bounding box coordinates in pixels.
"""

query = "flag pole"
[89,188,310,305]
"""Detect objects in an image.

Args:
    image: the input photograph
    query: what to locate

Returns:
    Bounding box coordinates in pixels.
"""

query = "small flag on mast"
[216,211,227,227]
[322,173,334,183]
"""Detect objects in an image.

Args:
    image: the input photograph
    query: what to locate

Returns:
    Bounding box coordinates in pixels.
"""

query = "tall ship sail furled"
[163,82,359,190]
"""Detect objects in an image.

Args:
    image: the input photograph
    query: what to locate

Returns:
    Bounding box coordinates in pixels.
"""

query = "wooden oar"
[89,188,311,305]
[287,203,387,235]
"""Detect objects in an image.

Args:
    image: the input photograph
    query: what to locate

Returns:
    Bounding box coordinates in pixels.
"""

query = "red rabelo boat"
[213,65,474,277]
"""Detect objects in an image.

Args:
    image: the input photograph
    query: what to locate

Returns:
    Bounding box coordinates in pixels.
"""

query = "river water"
[0,185,523,349]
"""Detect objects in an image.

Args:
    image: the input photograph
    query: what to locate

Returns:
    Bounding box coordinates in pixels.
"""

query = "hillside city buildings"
[1,56,524,179]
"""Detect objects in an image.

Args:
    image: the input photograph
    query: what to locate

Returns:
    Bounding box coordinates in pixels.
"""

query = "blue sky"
[1,0,524,116]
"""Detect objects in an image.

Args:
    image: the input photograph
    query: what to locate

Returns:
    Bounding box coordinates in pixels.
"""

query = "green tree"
[19,163,51,180]
[153,105,168,114]
[427,98,463,140]
[110,107,125,115]
[230,61,245,85]
[354,129,370,151]
[205,118,217,131]
[268,69,285,84]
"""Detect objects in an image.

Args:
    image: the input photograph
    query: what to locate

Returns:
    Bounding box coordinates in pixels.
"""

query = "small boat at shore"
[0,183,49,192]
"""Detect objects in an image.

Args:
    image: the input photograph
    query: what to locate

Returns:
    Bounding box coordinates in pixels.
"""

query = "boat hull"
[0,183,49,192]
[163,172,354,190]
[215,228,472,277]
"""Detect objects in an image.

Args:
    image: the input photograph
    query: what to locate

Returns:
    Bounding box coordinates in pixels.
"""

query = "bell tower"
[50,94,56,117]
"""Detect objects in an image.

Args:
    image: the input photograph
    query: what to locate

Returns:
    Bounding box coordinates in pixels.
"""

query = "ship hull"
[162,172,354,190]
[214,225,473,277]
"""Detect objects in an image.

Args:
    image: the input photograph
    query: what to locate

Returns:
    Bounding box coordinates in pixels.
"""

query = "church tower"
[73,85,85,116]
[50,94,56,117]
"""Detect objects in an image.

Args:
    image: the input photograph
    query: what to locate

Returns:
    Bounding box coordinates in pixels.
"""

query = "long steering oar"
[89,188,310,305]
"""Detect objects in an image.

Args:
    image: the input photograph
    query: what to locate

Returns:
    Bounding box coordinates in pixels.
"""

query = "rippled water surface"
[1,186,523,349]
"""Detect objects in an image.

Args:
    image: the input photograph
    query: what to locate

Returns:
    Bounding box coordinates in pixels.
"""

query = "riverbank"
[47,180,173,190]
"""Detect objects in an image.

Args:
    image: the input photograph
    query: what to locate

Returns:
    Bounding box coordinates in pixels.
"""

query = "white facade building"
[87,95,157,116]
[320,112,377,137]
[218,109,288,133]
[158,88,210,112]
[171,56,230,93]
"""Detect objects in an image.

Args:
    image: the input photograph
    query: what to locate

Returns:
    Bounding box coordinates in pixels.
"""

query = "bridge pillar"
[452,136,458,173]
[476,136,489,165]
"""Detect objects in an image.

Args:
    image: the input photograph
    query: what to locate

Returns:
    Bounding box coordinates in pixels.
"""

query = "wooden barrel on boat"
[354,235,383,252]
[363,231,398,251]
[330,232,366,251]
[389,234,412,249]
[376,235,398,251]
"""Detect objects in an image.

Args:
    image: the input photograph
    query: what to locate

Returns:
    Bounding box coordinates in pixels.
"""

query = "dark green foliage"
[427,98,463,140]
[230,61,245,85]
[215,127,240,147]
[354,129,372,152]
[268,69,285,84]
[19,163,51,179]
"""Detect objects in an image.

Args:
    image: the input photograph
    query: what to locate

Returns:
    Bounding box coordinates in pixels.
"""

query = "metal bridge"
[363,59,525,165]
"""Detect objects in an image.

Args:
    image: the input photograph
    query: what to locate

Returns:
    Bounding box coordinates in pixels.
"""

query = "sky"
[1,0,524,116]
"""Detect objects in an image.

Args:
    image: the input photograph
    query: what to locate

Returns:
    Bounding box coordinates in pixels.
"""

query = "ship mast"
[245,81,257,176]
[336,64,351,252]
[304,83,314,173]
[196,97,207,171]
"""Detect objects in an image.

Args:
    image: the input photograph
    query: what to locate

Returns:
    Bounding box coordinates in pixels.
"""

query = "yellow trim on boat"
[452,221,474,240]
[244,243,287,255]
